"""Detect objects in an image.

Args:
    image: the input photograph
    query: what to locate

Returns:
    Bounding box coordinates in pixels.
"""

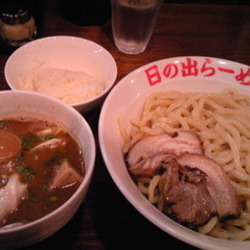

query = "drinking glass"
[111,0,163,54]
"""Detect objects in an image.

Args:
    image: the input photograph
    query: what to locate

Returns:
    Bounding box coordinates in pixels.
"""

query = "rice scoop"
[18,66,106,105]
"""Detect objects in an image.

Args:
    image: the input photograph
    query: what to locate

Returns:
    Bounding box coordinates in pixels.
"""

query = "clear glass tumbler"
[111,0,163,55]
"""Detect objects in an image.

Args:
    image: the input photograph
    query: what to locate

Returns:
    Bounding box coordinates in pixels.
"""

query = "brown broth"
[0,115,84,227]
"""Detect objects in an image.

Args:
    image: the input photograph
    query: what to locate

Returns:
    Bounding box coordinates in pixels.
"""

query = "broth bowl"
[4,35,117,114]
[0,90,95,249]
[98,56,250,250]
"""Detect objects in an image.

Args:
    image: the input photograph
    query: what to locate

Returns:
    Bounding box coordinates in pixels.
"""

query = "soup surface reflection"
[0,115,84,228]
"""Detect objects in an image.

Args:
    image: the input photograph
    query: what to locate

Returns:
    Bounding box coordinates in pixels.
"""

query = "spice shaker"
[0,1,37,53]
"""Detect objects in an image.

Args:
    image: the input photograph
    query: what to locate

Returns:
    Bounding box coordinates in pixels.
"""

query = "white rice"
[19,66,105,104]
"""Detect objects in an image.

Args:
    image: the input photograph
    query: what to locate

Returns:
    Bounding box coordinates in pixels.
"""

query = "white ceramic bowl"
[0,90,95,249]
[99,56,250,250]
[4,36,117,114]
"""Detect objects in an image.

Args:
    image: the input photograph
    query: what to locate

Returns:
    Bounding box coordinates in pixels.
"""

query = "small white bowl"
[0,90,96,249]
[4,36,117,114]
[99,56,250,250]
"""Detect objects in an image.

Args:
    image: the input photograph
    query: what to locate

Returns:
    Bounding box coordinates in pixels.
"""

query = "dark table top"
[0,1,250,249]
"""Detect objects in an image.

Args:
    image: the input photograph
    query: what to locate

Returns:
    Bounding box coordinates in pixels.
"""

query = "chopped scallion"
[43,134,54,140]
[16,166,35,180]
[49,196,58,201]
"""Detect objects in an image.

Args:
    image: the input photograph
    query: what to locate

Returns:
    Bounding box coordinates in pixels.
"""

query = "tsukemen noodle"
[120,88,250,241]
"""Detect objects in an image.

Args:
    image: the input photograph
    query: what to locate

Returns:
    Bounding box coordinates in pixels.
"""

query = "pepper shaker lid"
[1,9,31,25]
[0,0,32,23]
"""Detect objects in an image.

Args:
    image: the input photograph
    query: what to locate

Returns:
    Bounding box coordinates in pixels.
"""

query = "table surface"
[1,2,250,250]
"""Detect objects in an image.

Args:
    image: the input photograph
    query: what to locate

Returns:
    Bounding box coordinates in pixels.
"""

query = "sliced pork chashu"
[160,154,240,227]
[126,131,240,227]
[159,160,217,226]
[176,154,240,221]
[127,131,203,177]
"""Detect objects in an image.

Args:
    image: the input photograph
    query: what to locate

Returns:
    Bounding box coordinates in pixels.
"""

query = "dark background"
[165,0,249,4]
[1,0,249,28]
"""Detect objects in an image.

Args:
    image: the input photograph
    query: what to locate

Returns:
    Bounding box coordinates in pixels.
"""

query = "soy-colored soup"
[0,115,84,228]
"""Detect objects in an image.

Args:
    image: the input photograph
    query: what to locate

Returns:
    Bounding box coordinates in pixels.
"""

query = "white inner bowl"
[4,36,117,114]
[0,90,96,249]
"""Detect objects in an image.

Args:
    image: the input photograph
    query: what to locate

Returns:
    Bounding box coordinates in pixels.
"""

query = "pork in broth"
[0,115,84,228]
